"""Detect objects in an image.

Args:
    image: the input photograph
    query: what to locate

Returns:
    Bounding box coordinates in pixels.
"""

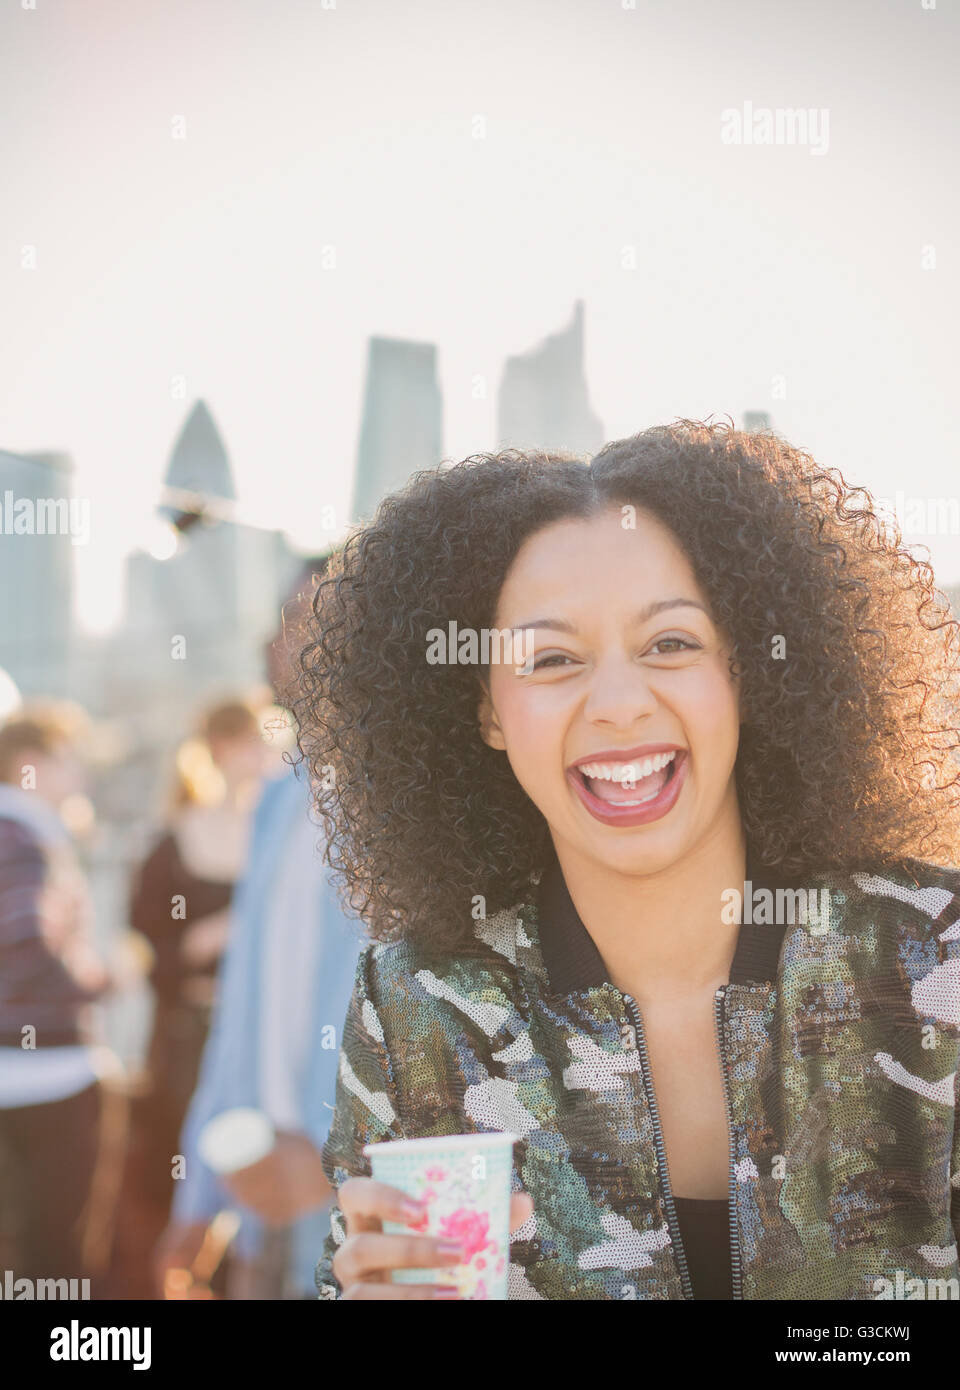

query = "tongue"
[585,766,669,804]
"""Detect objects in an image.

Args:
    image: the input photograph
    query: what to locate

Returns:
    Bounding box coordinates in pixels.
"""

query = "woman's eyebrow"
[510,599,710,633]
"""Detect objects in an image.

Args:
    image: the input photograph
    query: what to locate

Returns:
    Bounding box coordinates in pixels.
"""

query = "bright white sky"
[2,0,958,631]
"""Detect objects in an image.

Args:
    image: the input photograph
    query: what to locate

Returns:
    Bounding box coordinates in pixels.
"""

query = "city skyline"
[3,0,958,630]
[0,300,614,713]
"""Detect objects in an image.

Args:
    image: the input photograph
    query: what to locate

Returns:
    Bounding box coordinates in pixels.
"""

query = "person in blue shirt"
[155,555,365,1298]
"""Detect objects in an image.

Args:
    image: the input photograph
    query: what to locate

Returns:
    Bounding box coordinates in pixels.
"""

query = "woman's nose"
[581,654,659,726]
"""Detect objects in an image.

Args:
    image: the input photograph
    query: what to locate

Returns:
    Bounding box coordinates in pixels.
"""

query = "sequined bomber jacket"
[315,849,960,1300]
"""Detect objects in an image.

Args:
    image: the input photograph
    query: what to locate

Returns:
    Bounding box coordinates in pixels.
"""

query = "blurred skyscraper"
[118,400,295,720]
[498,301,603,457]
[0,449,75,697]
[160,398,235,506]
[351,337,443,524]
[123,401,240,705]
[132,399,241,650]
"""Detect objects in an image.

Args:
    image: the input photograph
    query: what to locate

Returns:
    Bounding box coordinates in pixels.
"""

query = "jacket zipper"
[622,994,694,1300]
[714,985,743,1301]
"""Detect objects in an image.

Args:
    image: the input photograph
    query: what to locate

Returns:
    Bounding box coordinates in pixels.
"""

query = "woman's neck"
[219,774,260,813]
[551,816,747,1004]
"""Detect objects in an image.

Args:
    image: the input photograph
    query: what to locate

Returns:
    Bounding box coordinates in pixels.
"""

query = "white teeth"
[577,750,678,782]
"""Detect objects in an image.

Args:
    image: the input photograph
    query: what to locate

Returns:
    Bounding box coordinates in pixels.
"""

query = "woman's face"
[209,731,269,785]
[478,506,742,876]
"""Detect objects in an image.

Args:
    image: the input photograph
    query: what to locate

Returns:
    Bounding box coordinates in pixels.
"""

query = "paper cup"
[363,1132,519,1300]
[198,1108,276,1175]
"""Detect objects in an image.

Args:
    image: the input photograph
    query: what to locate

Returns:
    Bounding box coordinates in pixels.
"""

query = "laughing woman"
[295,419,960,1301]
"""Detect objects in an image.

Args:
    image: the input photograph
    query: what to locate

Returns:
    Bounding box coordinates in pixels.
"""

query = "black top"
[129,831,234,1004]
[535,840,805,1300]
[673,1197,732,1300]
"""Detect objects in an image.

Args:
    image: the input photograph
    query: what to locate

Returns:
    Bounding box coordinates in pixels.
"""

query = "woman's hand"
[153,1220,211,1298]
[221,1131,332,1225]
[179,907,232,967]
[332,1177,534,1300]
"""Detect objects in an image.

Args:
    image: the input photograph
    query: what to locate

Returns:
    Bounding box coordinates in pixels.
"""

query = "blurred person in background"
[113,696,274,1293]
[0,701,117,1289]
[154,554,366,1299]
[131,698,271,1168]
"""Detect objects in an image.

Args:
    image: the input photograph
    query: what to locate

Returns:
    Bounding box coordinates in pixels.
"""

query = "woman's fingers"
[339,1176,427,1233]
[333,1229,468,1288]
[333,1174,536,1294]
[510,1191,534,1232]
[342,1281,462,1300]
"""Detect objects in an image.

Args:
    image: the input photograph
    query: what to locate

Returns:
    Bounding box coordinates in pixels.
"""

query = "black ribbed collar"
[536,841,801,995]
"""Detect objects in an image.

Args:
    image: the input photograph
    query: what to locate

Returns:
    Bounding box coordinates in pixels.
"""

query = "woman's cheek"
[497,685,568,801]
[687,672,741,767]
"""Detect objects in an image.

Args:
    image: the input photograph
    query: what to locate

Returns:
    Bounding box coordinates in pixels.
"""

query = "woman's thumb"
[509,1191,534,1232]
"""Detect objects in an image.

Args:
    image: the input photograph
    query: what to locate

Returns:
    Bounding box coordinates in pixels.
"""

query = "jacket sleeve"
[315,942,405,1299]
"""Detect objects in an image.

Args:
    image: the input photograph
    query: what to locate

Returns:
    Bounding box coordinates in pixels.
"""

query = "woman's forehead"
[495,509,702,617]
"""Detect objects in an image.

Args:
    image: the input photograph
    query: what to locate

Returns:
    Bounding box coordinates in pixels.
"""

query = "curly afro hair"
[293,418,960,952]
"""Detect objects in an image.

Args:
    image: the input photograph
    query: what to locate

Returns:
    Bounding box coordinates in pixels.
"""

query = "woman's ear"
[477,683,507,751]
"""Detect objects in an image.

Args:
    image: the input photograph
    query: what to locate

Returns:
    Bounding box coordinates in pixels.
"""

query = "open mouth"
[572,750,679,804]
[566,749,688,825]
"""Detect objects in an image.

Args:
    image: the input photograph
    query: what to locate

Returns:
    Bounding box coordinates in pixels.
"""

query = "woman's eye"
[648,637,700,655]
[532,653,574,670]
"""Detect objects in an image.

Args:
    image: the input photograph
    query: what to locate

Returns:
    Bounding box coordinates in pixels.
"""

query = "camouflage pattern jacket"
[316,848,960,1300]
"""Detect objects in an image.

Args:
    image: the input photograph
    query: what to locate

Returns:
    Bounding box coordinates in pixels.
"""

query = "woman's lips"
[566,750,689,827]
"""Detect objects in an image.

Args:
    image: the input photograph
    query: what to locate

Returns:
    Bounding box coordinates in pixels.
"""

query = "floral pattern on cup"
[367,1135,516,1300]
[404,1168,503,1297]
